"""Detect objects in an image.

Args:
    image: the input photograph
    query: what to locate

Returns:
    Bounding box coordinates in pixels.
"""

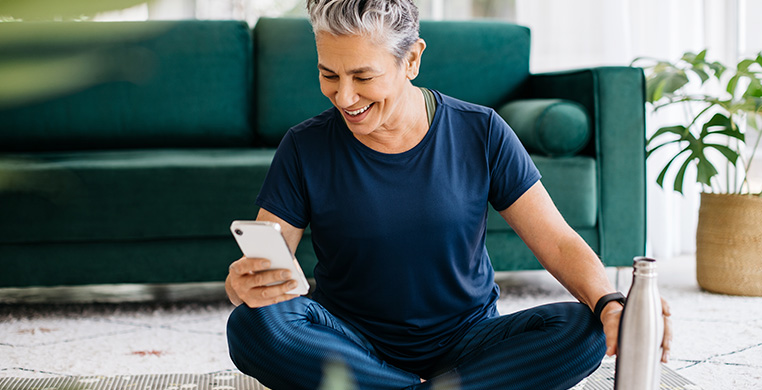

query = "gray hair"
[306,0,420,63]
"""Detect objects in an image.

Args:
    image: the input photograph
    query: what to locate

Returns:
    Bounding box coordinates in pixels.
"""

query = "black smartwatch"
[594,292,626,321]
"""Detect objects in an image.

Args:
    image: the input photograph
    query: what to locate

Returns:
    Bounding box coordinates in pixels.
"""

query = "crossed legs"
[226,297,605,390]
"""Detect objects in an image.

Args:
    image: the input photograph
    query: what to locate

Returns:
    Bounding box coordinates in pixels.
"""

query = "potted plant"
[633,50,762,296]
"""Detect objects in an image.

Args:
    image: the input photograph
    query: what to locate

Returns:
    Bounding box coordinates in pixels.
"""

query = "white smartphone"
[230,220,310,296]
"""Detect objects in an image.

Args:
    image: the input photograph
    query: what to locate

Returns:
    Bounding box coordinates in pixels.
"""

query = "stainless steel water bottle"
[614,257,663,390]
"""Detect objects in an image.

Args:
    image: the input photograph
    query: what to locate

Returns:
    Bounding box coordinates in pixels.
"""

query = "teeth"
[345,104,371,116]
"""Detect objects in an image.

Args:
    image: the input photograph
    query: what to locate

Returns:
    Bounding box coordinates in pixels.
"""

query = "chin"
[345,122,376,136]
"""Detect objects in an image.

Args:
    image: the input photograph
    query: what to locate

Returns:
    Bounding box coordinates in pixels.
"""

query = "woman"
[226,1,671,389]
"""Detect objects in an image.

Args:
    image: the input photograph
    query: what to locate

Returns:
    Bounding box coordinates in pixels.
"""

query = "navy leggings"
[227,297,605,390]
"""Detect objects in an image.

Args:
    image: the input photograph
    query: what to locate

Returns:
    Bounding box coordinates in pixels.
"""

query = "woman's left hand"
[659,298,673,362]
[601,297,673,363]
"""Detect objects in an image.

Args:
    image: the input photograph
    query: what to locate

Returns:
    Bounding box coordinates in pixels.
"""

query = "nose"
[335,78,359,108]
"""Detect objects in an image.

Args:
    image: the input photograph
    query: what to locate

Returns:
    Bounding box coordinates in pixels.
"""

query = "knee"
[226,304,265,364]
[545,302,606,357]
[226,298,310,362]
[227,302,267,340]
[226,303,262,342]
[541,303,607,386]
[226,299,315,388]
[562,302,607,363]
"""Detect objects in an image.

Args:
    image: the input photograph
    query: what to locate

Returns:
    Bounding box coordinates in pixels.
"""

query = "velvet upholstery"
[0,19,645,287]
[0,150,272,243]
[498,99,591,157]
[253,18,530,146]
[0,21,253,152]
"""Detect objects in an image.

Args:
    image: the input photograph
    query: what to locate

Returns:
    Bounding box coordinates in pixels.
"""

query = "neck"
[353,84,428,154]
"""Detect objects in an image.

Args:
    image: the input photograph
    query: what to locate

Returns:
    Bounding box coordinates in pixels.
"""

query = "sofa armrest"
[524,67,646,266]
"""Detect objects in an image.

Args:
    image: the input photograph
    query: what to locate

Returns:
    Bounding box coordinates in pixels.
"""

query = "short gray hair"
[306,0,420,63]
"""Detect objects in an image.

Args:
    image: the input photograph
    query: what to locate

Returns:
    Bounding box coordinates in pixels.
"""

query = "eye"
[321,74,338,81]
[356,77,373,82]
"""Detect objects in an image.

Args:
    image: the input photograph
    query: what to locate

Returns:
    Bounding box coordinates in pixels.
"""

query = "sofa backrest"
[254,18,531,147]
[1,19,531,151]
[0,20,253,152]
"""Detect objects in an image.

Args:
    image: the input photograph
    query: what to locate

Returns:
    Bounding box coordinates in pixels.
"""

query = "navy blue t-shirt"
[256,91,541,372]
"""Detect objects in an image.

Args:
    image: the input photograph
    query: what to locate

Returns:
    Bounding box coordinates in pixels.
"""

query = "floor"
[1,255,761,390]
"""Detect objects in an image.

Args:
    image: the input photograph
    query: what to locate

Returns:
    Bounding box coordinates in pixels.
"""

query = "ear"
[405,38,426,80]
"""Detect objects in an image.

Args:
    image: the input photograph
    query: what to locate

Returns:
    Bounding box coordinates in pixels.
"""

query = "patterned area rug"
[0,363,699,390]
[0,372,267,390]
[571,361,701,389]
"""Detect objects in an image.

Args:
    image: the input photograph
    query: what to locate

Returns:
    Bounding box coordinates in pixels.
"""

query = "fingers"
[605,327,618,357]
[228,256,300,308]
[600,305,623,357]
[246,269,293,288]
[229,256,271,275]
[661,297,672,316]
[601,297,672,362]
[253,279,299,300]
[241,279,299,308]
[661,297,673,363]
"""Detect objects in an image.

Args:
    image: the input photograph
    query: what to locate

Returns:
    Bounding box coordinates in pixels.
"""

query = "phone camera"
[234,229,243,236]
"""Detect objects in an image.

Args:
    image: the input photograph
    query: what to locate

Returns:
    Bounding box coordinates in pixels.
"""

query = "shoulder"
[289,107,340,138]
[430,90,509,142]
[433,90,497,119]
[275,107,341,156]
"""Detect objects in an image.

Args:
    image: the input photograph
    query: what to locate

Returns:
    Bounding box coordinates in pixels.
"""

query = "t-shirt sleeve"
[255,129,310,229]
[487,110,542,211]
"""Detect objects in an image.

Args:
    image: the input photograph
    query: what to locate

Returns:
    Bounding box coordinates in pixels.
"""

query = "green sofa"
[0,19,645,288]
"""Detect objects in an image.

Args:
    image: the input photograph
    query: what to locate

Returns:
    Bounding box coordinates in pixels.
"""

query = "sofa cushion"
[1,239,241,287]
[497,99,591,157]
[253,18,328,147]
[253,18,531,146]
[0,149,275,244]
[417,21,530,108]
[0,21,253,152]
[486,155,597,230]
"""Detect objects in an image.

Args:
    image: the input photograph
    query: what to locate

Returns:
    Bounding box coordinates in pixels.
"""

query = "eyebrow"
[317,64,379,75]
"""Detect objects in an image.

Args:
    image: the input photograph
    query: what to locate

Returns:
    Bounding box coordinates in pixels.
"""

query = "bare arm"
[499,182,625,354]
[225,208,305,307]
[499,182,615,309]
[499,181,671,361]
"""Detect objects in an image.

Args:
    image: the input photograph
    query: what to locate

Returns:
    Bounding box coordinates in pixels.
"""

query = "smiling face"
[316,32,424,137]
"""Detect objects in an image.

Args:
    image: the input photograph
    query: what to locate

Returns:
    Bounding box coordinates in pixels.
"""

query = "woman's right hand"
[226,256,300,307]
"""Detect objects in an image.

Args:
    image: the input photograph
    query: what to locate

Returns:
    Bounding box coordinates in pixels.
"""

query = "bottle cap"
[633,256,658,277]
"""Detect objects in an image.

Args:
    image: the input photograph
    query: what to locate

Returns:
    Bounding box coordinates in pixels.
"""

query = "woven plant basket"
[696,192,762,296]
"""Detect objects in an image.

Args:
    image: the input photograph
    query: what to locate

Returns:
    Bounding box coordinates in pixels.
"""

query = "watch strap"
[594,292,626,320]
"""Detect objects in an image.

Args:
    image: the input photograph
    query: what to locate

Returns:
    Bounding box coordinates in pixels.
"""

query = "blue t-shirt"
[256,91,541,372]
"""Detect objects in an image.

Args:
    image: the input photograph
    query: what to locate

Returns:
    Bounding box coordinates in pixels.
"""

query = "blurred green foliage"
[1,0,150,20]
[318,358,357,390]
[0,0,168,201]
[0,0,165,109]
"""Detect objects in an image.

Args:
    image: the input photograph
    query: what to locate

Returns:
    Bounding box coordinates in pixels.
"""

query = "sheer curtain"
[505,0,761,259]
[514,0,706,259]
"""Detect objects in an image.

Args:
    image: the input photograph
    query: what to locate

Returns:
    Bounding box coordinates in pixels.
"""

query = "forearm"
[499,183,617,313]
[542,231,617,311]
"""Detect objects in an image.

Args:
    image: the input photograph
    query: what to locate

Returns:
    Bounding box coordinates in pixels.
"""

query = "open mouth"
[344,103,373,116]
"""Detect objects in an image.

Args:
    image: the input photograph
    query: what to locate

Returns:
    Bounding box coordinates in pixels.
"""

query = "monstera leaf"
[647,113,742,194]
[634,50,762,195]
